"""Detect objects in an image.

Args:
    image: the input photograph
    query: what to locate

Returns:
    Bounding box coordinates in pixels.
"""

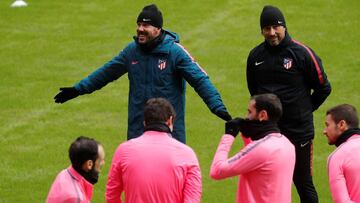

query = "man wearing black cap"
[246,5,332,203]
[54,4,231,144]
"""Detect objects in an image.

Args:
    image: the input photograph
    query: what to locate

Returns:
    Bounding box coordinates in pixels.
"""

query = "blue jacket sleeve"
[74,47,129,94]
[173,43,228,114]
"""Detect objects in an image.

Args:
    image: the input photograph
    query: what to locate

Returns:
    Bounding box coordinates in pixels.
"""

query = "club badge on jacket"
[283,58,293,69]
[158,59,167,70]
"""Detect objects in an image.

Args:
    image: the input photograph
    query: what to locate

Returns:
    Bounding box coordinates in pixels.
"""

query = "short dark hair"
[326,104,359,128]
[251,93,283,122]
[69,136,99,170]
[144,98,176,125]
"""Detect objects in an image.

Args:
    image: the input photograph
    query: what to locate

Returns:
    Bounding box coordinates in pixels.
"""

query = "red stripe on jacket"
[175,43,208,75]
[292,39,324,84]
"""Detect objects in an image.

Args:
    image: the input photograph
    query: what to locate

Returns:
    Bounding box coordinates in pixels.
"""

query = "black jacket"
[246,33,331,143]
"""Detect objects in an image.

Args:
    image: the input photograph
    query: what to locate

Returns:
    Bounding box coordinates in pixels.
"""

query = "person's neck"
[144,122,171,134]
[335,127,360,147]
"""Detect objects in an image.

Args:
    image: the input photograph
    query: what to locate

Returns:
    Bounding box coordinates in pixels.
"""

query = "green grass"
[0,0,359,202]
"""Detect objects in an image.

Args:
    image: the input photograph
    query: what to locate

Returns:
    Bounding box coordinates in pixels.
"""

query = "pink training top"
[327,134,360,203]
[46,166,93,203]
[106,131,202,203]
[210,133,295,203]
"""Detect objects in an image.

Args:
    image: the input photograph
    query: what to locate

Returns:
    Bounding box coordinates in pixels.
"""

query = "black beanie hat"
[137,4,163,28]
[260,5,286,29]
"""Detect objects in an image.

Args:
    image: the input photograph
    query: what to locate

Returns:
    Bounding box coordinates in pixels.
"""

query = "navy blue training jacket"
[74,30,228,143]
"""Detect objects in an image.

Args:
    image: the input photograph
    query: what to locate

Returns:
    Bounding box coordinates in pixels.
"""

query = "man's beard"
[76,165,99,185]
[134,30,165,52]
[137,31,150,43]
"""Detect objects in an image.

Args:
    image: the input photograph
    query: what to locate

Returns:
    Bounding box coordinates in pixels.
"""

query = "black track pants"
[293,140,318,203]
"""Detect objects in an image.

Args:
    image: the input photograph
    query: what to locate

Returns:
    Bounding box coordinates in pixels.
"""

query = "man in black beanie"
[54,4,232,144]
[246,5,332,203]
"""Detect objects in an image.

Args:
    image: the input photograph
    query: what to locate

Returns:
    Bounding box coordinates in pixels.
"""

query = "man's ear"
[165,116,173,126]
[258,110,268,121]
[82,160,94,172]
[165,116,174,132]
[338,120,348,132]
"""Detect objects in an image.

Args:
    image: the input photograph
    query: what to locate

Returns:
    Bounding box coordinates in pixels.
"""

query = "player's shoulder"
[259,133,293,150]
[172,41,188,54]
[336,135,360,154]
[327,141,353,164]
[115,138,138,153]
[172,138,194,150]
[245,135,273,152]
[124,41,137,51]
[170,139,197,156]
[289,38,316,53]
[249,42,266,56]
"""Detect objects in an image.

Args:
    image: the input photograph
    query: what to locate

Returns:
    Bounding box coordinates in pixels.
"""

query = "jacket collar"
[67,166,84,181]
[144,122,172,134]
[264,31,292,52]
[142,130,173,139]
[134,29,180,54]
[67,166,94,200]
[335,128,360,147]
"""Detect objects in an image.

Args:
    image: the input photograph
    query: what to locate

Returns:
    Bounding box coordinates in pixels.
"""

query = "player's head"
[144,98,176,131]
[247,93,283,122]
[260,5,286,46]
[324,104,359,145]
[136,4,163,44]
[69,136,105,184]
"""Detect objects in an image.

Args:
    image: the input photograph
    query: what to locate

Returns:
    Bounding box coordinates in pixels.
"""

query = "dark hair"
[251,93,283,122]
[69,136,99,170]
[326,104,359,128]
[144,98,176,125]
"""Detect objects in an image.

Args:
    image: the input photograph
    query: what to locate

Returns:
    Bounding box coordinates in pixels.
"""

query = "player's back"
[117,131,200,203]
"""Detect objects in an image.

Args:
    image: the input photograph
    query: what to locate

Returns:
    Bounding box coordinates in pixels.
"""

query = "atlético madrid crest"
[283,58,293,69]
[158,59,167,70]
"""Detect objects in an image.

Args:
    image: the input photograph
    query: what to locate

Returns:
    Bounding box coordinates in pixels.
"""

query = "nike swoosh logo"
[300,141,310,147]
[255,61,264,66]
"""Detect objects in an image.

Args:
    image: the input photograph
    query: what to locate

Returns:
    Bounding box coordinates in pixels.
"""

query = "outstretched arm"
[174,43,231,121]
[74,49,129,95]
[54,47,130,104]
